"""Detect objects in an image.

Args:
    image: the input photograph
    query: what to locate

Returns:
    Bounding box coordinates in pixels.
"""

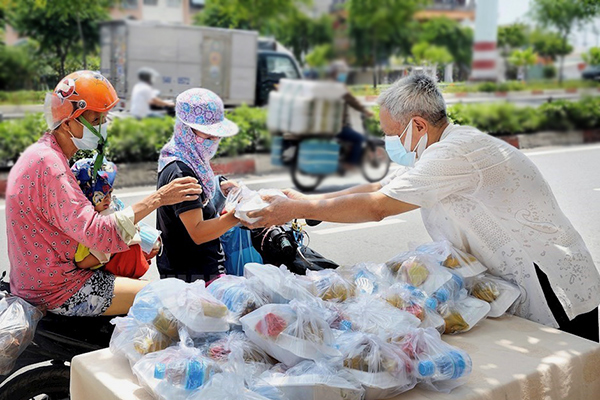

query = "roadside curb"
[1,131,599,198]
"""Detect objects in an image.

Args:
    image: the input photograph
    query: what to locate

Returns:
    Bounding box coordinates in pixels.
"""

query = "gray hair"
[377,73,447,127]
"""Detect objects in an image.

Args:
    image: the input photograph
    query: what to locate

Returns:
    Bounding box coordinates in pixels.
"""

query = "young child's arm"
[75,253,103,269]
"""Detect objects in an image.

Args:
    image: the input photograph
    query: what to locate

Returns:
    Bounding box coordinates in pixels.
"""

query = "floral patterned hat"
[71,157,117,205]
[175,88,239,137]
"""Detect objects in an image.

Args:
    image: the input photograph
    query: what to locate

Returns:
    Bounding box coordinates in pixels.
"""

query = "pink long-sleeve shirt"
[5,133,129,309]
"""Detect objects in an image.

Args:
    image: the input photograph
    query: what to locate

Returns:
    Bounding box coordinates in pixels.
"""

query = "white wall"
[142,0,184,23]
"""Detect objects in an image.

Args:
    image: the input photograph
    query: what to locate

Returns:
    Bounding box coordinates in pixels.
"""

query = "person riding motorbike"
[130,67,175,119]
[4,70,202,317]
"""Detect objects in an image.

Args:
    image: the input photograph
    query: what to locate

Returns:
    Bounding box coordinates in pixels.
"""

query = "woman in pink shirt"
[5,71,202,316]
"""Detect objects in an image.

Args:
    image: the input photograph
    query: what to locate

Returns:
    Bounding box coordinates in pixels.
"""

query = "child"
[71,157,160,278]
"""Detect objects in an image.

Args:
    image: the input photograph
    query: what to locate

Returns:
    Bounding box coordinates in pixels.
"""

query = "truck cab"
[256,50,302,106]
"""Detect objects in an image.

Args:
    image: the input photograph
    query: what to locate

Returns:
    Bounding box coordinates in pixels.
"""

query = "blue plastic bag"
[220,226,263,276]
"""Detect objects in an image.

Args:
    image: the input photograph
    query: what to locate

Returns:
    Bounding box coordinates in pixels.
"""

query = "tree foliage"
[411,42,453,66]
[497,23,529,51]
[269,12,333,62]
[529,29,572,61]
[583,47,600,66]
[8,0,112,77]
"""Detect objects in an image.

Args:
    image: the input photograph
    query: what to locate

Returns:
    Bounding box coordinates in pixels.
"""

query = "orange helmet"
[44,70,118,130]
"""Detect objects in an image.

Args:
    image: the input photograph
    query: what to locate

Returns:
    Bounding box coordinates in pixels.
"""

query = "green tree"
[497,23,529,50]
[270,11,333,62]
[304,44,333,68]
[532,0,600,84]
[411,42,453,66]
[529,29,573,62]
[582,46,600,66]
[8,0,112,77]
[347,0,427,87]
[419,17,473,80]
[509,47,538,82]
[195,0,307,34]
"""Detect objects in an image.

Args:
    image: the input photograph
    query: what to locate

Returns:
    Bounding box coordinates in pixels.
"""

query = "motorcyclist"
[130,67,175,119]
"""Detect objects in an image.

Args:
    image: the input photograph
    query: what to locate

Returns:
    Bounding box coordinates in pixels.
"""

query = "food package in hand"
[128,278,229,336]
[207,275,271,325]
[382,283,445,333]
[466,274,521,318]
[240,300,341,367]
[132,337,222,400]
[226,183,287,224]
[438,296,491,334]
[413,241,487,278]
[187,372,284,400]
[338,295,421,338]
[387,252,453,296]
[110,316,173,367]
[0,296,43,375]
[336,331,417,400]
[244,263,316,304]
[302,269,356,302]
[257,360,365,400]
[337,262,394,295]
[396,327,472,393]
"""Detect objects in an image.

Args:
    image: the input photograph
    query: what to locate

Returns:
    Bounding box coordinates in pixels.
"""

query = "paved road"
[2,143,600,280]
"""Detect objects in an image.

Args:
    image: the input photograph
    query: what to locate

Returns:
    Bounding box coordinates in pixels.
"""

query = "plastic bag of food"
[382,283,445,333]
[109,316,174,367]
[207,275,271,325]
[438,295,491,334]
[129,278,229,335]
[338,295,421,338]
[302,269,356,302]
[188,372,286,400]
[132,334,222,400]
[203,331,275,378]
[336,331,417,400]
[257,360,365,400]
[396,327,472,393]
[244,263,316,304]
[229,184,287,224]
[386,252,453,296]
[466,273,521,318]
[337,263,394,295]
[431,271,466,305]
[414,241,487,278]
[0,295,43,375]
[241,300,341,367]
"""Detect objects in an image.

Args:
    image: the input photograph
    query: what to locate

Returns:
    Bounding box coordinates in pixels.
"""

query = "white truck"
[99,20,302,109]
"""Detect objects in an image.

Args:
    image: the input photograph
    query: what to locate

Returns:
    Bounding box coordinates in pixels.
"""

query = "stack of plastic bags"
[110,240,523,400]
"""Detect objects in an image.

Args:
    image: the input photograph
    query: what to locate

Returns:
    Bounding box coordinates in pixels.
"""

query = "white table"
[71,315,600,400]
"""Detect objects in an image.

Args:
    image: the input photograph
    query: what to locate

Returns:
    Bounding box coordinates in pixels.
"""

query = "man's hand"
[220,180,239,196]
[282,188,307,201]
[244,195,296,228]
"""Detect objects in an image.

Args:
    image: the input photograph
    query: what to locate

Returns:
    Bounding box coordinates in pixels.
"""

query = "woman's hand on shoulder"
[158,177,203,206]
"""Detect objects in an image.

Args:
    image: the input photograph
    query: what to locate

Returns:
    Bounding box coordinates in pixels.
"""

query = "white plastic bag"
[109,316,174,367]
[228,184,287,224]
[337,263,394,295]
[438,295,491,334]
[240,301,341,367]
[414,241,487,278]
[128,278,229,336]
[244,263,316,304]
[207,275,271,325]
[382,283,445,333]
[466,273,521,318]
[302,269,356,303]
[386,252,453,296]
[338,295,421,338]
[132,336,221,400]
[258,360,365,400]
[336,331,417,400]
[0,296,43,375]
[187,372,283,400]
[396,327,472,393]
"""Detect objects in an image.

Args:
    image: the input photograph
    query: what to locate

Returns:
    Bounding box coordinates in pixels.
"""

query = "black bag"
[250,225,338,275]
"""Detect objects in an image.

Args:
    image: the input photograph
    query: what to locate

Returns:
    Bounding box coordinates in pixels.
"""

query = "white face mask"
[69,119,107,151]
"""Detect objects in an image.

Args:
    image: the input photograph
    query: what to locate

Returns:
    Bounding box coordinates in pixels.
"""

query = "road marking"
[525,144,600,157]
[312,218,406,235]
[594,188,600,192]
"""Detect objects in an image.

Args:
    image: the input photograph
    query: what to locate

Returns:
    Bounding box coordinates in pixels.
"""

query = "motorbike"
[273,116,390,192]
[0,281,115,400]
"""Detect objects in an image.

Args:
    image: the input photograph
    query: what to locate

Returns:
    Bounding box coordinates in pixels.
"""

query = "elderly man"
[248,73,600,341]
